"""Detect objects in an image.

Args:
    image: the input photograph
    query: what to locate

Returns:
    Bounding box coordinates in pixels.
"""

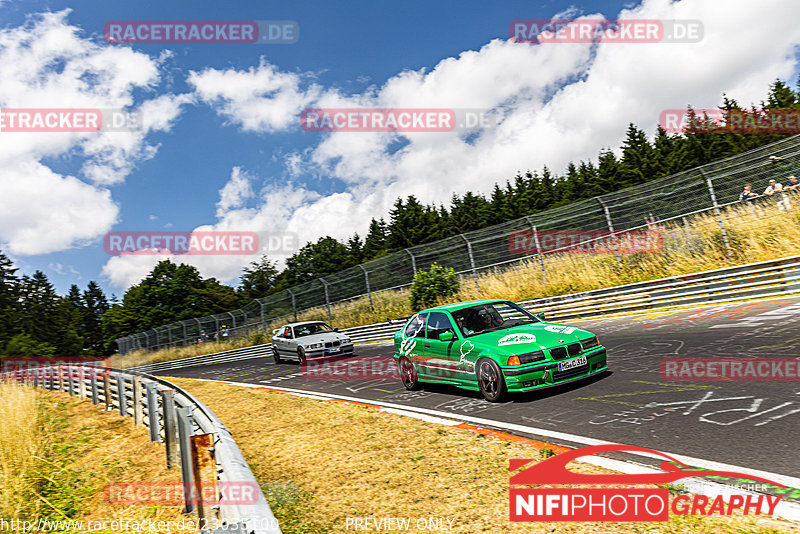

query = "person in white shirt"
[764,179,790,210]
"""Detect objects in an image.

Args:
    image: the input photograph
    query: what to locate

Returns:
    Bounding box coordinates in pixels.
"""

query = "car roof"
[281,321,331,328]
[424,299,509,313]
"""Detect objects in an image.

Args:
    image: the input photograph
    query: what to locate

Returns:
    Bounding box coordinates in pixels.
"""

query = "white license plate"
[328,347,341,353]
[558,356,587,371]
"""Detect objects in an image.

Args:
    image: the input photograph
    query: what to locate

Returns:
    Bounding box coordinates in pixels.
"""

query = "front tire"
[272,345,281,363]
[477,358,506,402]
[297,346,306,364]
[398,357,420,390]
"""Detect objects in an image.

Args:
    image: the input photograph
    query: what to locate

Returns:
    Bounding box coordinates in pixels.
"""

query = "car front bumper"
[306,343,355,357]
[501,348,607,391]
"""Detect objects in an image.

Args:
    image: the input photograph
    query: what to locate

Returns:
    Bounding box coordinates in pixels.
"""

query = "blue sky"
[1,0,798,298]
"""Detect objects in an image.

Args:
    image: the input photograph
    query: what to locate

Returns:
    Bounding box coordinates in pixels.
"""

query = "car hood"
[294,332,350,345]
[469,322,594,354]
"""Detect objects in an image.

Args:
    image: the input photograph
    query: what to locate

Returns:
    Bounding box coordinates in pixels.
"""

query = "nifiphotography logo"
[510,444,783,522]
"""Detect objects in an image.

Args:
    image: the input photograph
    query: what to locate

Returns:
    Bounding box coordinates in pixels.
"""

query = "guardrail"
[1,364,281,534]
[125,254,800,375]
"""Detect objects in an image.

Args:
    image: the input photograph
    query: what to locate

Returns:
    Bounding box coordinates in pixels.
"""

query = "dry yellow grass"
[0,380,195,533]
[116,201,800,369]
[171,377,800,534]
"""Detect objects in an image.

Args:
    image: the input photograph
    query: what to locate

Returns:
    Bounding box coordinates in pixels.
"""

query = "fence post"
[146,382,161,442]
[524,216,547,285]
[597,197,623,266]
[133,377,143,426]
[182,322,188,347]
[228,311,236,334]
[161,389,179,469]
[67,364,74,396]
[459,234,480,292]
[287,289,297,322]
[405,249,417,275]
[77,367,85,399]
[116,374,127,417]
[176,407,196,514]
[701,170,732,256]
[259,300,266,333]
[319,278,332,321]
[359,265,373,307]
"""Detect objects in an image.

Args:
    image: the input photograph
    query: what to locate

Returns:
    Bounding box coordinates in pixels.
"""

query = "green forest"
[1,79,799,355]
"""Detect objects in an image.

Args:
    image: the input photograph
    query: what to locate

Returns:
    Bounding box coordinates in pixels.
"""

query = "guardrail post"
[176,406,196,514]
[103,373,112,409]
[287,289,297,321]
[319,278,332,321]
[67,364,74,396]
[701,170,732,256]
[90,368,99,405]
[524,216,547,285]
[597,197,622,266]
[359,265,373,307]
[116,374,127,416]
[146,382,161,442]
[161,390,179,469]
[132,377,143,426]
[190,433,219,523]
[77,367,85,399]
[460,234,480,292]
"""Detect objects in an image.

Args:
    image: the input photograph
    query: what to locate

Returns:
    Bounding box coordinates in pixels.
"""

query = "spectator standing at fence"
[764,179,791,210]
[739,184,758,202]
[786,175,800,191]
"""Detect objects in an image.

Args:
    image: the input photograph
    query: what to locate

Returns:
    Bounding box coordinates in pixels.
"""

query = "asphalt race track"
[158,296,800,484]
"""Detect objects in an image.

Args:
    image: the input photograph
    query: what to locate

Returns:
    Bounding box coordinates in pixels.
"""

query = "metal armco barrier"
[126,254,800,374]
[1,365,282,534]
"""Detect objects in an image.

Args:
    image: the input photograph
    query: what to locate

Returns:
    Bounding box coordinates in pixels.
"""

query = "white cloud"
[0,10,189,255]
[187,59,321,132]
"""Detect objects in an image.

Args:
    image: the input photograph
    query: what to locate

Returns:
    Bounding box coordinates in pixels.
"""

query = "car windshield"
[451,301,540,337]
[294,322,334,337]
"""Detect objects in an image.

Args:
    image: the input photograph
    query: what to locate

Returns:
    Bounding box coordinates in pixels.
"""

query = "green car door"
[421,311,465,383]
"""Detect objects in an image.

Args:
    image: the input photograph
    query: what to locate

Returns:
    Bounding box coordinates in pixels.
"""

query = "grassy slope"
[0,381,194,533]
[112,200,800,370]
[172,378,800,534]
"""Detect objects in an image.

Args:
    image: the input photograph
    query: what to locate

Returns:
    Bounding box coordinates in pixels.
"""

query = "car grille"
[553,364,589,381]
[324,341,341,348]
[549,346,567,360]
[567,342,581,356]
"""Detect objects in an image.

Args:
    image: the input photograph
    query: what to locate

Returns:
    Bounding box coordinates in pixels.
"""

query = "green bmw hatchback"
[393,299,607,402]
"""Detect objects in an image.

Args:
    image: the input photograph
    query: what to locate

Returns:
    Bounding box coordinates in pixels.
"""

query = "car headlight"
[580,336,600,350]
[341,338,351,344]
[508,351,546,365]
[306,343,324,350]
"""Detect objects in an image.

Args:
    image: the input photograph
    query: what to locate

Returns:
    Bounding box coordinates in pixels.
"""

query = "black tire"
[398,356,420,390]
[297,346,306,364]
[477,358,506,402]
[272,345,281,363]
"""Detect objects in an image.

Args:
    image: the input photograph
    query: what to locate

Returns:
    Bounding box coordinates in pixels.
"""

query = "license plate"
[328,347,341,354]
[558,356,587,371]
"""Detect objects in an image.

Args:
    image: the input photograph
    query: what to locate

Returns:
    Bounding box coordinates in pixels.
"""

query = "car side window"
[426,312,457,340]
[404,313,428,338]
[284,327,293,339]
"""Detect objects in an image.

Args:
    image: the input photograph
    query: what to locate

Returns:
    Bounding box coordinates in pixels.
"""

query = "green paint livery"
[393,299,608,402]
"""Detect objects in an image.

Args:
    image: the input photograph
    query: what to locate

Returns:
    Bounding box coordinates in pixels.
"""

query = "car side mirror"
[334,328,339,332]
[536,312,545,321]
[272,329,280,336]
[439,331,454,342]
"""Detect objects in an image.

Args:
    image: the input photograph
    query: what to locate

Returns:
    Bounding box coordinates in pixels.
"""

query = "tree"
[363,218,388,260]
[239,256,279,301]
[82,281,110,354]
[0,250,18,348]
[409,263,459,310]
